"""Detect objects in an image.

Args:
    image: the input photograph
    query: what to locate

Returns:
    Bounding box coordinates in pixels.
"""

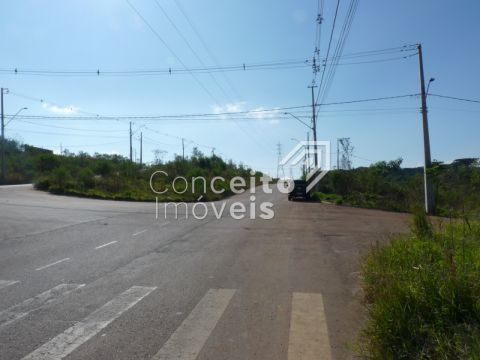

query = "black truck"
[287,180,310,201]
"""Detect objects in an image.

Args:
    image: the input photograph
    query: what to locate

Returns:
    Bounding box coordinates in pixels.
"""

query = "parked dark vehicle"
[288,180,310,201]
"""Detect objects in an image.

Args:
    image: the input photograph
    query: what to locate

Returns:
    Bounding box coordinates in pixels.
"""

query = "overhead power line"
[0,47,418,78]
[26,141,127,149]
[316,0,359,109]
[127,0,271,153]
[7,128,126,138]
[173,0,241,99]
[429,93,480,104]
[5,93,420,121]
[152,0,233,103]
[315,0,341,85]
[126,0,220,106]
[14,119,126,132]
[0,61,310,77]
[318,93,419,106]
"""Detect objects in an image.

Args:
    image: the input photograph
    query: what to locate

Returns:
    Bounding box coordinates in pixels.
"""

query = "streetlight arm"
[4,107,27,127]
[426,78,435,97]
[284,112,312,130]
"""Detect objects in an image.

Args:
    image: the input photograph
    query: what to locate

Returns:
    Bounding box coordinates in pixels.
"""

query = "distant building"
[23,145,53,155]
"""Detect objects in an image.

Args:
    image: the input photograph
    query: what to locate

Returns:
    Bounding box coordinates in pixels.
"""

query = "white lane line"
[95,241,118,250]
[35,258,71,271]
[0,283,84,329]
[153,221,171,228]
[132,229,148,237]
[22,285,156,360]
[288,292,332,360]
[152,288,236,360]
[0,280,20,290]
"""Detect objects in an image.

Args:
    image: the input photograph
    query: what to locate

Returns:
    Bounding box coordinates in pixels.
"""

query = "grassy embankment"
[315,158,480,218]
[2,139,259,201]
[358,213,480,359]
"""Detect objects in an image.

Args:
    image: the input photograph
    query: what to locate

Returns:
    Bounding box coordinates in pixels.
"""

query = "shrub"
[358,220,480,359]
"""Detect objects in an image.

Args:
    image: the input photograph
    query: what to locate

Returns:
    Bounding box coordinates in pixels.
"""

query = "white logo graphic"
[280,141,331,193]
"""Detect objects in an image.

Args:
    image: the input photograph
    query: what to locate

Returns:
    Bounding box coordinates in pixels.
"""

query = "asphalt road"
[0,184,409,360]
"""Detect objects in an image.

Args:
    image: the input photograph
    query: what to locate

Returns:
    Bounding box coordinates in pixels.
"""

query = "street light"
[426,78,435,97]
[284,112,312,130]
[5,107,28,127]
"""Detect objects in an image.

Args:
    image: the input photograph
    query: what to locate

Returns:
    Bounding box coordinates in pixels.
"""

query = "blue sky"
[1,0,479,175]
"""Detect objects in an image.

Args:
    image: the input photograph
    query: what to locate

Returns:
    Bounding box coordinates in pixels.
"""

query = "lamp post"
[285,112,314,175]
[426,78,435,96]
[1,106,28,182]
[417,43,435,215]
[5,107,28,127]
[284,112,312,130]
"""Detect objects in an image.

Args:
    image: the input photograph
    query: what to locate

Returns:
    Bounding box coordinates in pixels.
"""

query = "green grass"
[310,191,344,204]
[358,214,480,359]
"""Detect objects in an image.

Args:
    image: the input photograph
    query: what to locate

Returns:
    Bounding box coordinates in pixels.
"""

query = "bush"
[358,219,480,359]
[318,159,480,217]
[49,166,71,193]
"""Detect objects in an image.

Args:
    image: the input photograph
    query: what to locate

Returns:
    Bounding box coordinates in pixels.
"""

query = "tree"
[153,149,167,165]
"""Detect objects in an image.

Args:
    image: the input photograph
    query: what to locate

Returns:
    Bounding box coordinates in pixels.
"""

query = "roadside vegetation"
[316,158,480,218]
[358,213,480,359]
[1,139,259,201]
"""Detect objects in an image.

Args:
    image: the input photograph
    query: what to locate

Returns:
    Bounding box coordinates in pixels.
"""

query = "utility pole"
[129,122,133,162]
[140,132,143,167]
[182,138,185,161]
[308,85,318,167]
[306,132,310,173]
[417,44,435,215]
[303,134,307,178]
[1,88,5,183]
[337,138,340,170]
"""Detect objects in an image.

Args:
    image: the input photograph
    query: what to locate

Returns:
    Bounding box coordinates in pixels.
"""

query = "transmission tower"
[276,142,285,179]
[337,138,354,170]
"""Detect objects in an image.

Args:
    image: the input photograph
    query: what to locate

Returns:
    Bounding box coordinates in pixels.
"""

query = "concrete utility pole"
[182,138,185,161]
[1,88,5,183]
[140,132,143,166]
[129,122,133,162]
[337,139,340,170]
[308,85,318,167]
[306,132,310,173]
[417,44,435,215]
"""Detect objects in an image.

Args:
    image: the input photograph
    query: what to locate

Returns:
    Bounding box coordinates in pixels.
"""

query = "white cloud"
[249,107,281,124]
[212,102,280,124]
[42,102,79,115]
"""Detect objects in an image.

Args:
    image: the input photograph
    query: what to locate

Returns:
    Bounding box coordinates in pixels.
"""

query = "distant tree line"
[1,139,259,202]
[316,158,480,217]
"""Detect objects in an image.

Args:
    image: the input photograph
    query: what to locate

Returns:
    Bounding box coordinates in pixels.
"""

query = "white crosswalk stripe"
[288,292,332,360]
[0,283,84,330]
[3,286,330,359]
[0,280,19,290]
[21,285,156,360]
[151,288,236,360]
